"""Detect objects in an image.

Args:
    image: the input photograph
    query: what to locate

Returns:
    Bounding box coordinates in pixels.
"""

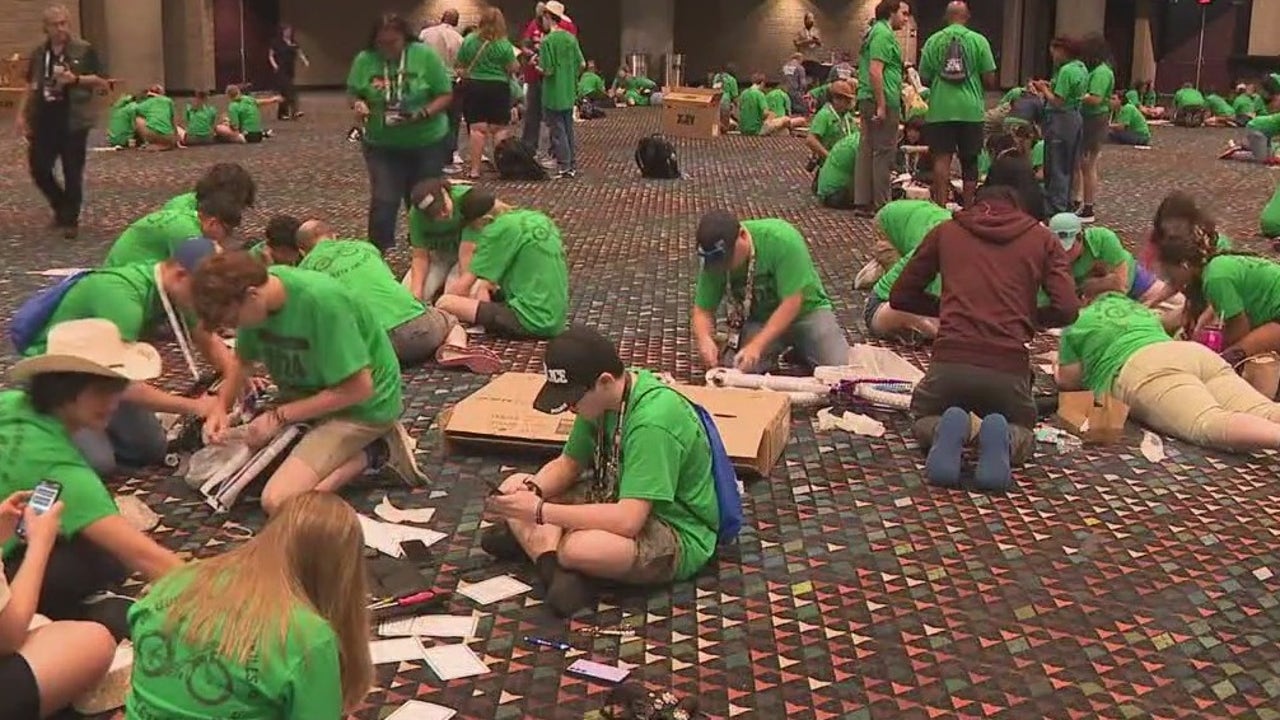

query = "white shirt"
[419,24,464,76]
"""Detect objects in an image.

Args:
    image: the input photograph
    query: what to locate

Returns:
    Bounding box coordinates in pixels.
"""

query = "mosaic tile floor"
[1,95,1278,720]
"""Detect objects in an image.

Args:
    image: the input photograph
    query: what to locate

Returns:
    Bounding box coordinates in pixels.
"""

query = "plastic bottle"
[1199,320,1225,353]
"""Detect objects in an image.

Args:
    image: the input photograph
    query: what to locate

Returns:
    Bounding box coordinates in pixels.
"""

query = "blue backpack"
[8,271,91,354]
[686,399,745,545]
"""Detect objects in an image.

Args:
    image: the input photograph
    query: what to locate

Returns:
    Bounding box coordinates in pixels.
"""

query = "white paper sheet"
[28,267,88,277]
[374,495,437,525]
[110,642,135,672]
[457,575,532,605]
[378,614,479,639]
[386,701,457,720]
[358,514,447,558]
[370,637,428,665]
[1140,431,1167,463]
[422,643,489,681]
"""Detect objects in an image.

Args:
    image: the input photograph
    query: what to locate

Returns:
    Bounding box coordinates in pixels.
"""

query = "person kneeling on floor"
[814,129,861,208]
[738,73,806,137]
[890,185,1079,491]
[484,326,722,617]
[864,201,953,343]
[1049,212,1175,307]
[215,84,275,144]
[193,251,425,515]
[405,179,478,303]
[691,211,851,373]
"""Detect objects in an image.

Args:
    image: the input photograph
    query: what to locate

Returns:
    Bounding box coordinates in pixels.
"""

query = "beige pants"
[760,116,791,136]
[1114,342,1280,448]
[290,417,393,478]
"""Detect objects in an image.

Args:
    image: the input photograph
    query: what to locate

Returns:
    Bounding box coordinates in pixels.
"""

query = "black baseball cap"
[696,210,740,266]
[533,325,625,414]
[459,188,496,223]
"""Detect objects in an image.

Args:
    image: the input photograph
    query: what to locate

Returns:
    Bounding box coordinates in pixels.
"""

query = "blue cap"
[173,236,218,272]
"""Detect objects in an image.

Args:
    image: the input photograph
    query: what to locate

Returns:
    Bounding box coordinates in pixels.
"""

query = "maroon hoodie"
[889,197,1079,374]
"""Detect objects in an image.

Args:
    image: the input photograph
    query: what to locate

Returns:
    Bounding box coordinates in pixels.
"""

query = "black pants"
[276,71,298,118]
[28,121,89,227]
[910,361,1038,465]
[4,535,129,640]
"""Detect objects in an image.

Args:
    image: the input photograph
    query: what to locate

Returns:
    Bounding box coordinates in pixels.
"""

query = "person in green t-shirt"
[539,6,585,177]
[1048,213,1174,307]
[404,178,478,301]
[106,92,139,148]
[815,130,861,208]
[691,210,849,372]
[215,84,276,143]
[576,60,607,101]
[1030,37,1088,214]
[132,86,179,149]
[2,319,184,626]
[192,251,424,515]
[804,80,856,167]
[611,69,657,107]
[1261,182,1280,239]
[1128,80,1162,117]
[178,90,218,145]
[347,14,455,252]
[737,74,805,137]
[127,493,373,720]
[1074,34,1115,222]
[435,191,570,338]
[456,8,520,179]
[864,201,952,341]
[1240,112,1280,164]
[713,64,741,127]
[161,162,257,216]
[104,192,241,267]
[483,326,721,617]
[1172,83,1209,127]
[855,1,911,212]
[1203,90,1237,126]
[918,3,997,207]
[764,80,792,118]
[1108,93,1151,145]
[1057,293,1280,452]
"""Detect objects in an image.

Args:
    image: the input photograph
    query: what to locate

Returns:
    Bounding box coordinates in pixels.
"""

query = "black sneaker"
[1077,204,1096,223]
[545,567,597,618]
[557,169,577,179]
[480,524,525,561]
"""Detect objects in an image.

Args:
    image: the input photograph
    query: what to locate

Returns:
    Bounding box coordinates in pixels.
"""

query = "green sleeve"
[774,231,814,299]
[1089,228,1129,267]
[538,38,554,77]
[283,630,344,720]
[975,35,997,74]
[1058,329,1081,366]
[407,208,429,249]
[1086,67,1111,98]
[693,270,726,312]
[616,424,678,503]
[50,464,118,539]
[1030,140,1044,168]
[917,36,939,84]
[99,290,148,343]
[1202,269,1246,321]
[1051,68,1073,98]
[468,225,519,284]
[311,295,373,387]
[868,30,895,65]
[345,53,367,96]
[1125,89,1139,106]
[808,109,832,138]
[455,37,476,70]
[415,45,451,105]
[562,416,598,466]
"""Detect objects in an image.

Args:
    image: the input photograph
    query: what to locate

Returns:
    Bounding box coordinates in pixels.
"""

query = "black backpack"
[578,97,606,120]
[494,138,548,181]
[635,134,680,179]
[940,34,969,82]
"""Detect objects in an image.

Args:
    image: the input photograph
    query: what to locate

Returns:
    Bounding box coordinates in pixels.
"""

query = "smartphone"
[16,480,62,540]
[566,659,631,684]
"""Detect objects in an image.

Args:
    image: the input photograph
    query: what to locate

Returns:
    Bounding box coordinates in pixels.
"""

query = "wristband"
[535,499,546,525]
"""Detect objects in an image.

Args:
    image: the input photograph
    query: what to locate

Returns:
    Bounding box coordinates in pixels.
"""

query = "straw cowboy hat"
[545,1,571,23]
[9,318,162,384]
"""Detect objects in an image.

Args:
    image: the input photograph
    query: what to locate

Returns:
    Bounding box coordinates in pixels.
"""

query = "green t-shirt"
[456,34,516,83]
[407,184,475,253]
[1030,139,1045,169]
[873,203,951,301]
[125,570,343,720]
[1083,63,1116,117]
[539,30,585,112]
[135,95,175,135]
[693,218,832,321]
[816,131,860,200]
[1200,255,1280,328]
[468,210,570,338]
[806,83,829,107]
[713,72,740,102]
[808,103,856,150]
[103,209,203,267]
[1113,103,1150,142]
[1058,293,1171,394]
[1247,112,1280,137]
[918,24,996,123]
[228,96,262,134]
[577,71,605,98]
[0,391,118,559]
[765,88,791,117]
[28,264,160,357]
[1000,87,1025,106]
[1262,184,1280,238]
[1173,87,1206,109]
[737,86,768,135]
[235,266,403,425]
[346,43,452,148]
[1124,89,1140,107]
[1050,60,1089,110]
[184,104,217,138]
[562,370,718,581]
[162,192,197,214]
[1206,94,1234,118]
[1070,226,1133,288]
[107,97,137,146]
[857,21,903,112]
[1253,94,1268,115]
[298,239,424,332]
[1233,93,1256,118]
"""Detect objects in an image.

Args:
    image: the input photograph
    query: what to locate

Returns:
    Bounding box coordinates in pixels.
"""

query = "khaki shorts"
[290,417,393,478]
[559,485,681,585]
[761,116,791,136]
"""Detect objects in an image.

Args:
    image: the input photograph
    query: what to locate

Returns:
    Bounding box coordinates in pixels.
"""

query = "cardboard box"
[441,372,790,476]
[0,55,29,87]
[660,87,721,139]
[1056,391,1129,444]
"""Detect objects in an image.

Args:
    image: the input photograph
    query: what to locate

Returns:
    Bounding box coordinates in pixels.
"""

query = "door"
[213,0,281,90]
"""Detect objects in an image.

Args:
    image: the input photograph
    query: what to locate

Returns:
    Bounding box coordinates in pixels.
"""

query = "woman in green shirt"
[455,8,519,180]
[127,492,374,720]
[1031,36,1087,214]
[346,13,454,253]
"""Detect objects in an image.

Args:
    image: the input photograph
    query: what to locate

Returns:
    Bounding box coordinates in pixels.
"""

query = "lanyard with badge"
[589,373,632,504]
[383,51,409,124]
[724,245,757,352]
[42,46,68,102]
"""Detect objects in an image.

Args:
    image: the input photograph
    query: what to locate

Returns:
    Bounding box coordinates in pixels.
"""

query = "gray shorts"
[389,308,456,367]
[1082,114,1109,154]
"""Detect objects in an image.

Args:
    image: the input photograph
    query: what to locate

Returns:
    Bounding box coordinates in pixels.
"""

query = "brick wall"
[0,0,81,60]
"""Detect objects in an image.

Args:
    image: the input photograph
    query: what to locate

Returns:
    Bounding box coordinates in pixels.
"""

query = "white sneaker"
[452,152,463,165]
[853,258,885,290]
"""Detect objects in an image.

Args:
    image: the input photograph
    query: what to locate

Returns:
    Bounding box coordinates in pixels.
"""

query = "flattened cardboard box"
[1056,391,1129,444]
[442,372,790,476]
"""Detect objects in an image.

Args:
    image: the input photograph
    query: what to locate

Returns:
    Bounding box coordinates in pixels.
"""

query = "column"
[620,0,674,86]
[1000,0,1025,87]
[162,0,216,92]
[1132,0,1156,86]
[1249,0,1280,56]
[90,0,164,87]
[1055,0,1105,39]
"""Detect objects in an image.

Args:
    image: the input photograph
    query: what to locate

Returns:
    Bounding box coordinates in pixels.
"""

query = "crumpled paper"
[817,408,887,437]
[1140,431,1166,463]
[374,495,436,525]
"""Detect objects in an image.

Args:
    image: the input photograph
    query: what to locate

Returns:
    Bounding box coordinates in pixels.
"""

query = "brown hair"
[478,7,508,41]
[192,250,269,327]
[157,493,373,709]
[874,0,908,21]
[1049,36,1081,59]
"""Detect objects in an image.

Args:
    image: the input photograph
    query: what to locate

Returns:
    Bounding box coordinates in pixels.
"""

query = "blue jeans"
[1245,129,1271,164]
[73,401,167,476]
[522,80,543,150]
[362,141,447,251]
[720,307,851,372]
[1108,129,1147,146]
[1042,109,1082,214]
[546,108,576,173]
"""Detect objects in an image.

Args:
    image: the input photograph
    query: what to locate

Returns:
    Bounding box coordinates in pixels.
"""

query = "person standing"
[420,10,465,169]
[539,2,584,179]
[456,8,520,180]
[1074,33,1114,223]
[918,1,996,208]
[854,0,912,216]
[1031,37,1087,215]
[793,12,823,83]
[269,24,310,120]
[519,2,577,158]
[15,4,108,240]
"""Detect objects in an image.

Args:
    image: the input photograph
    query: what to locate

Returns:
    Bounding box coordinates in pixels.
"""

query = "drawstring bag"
[1238,352,1280,400]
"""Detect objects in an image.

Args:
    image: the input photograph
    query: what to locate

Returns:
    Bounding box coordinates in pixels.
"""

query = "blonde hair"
[159,493,373,709]
[478,7,508,41]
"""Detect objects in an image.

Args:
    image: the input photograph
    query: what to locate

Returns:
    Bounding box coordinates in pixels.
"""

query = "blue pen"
[524,636,572,651]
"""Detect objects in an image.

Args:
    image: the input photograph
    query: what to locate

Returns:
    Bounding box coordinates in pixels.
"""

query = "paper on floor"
[816,408,887,437]
[423,643,489,681]
[110,641,135,672]
[386,700,457,720]
[378,614,479,639]
[370,637,428,665]
[1140,431,1166,463]
[28,267,89,277]
[457,575,532,605]
[374,495,437,525]
[358,514,446,559]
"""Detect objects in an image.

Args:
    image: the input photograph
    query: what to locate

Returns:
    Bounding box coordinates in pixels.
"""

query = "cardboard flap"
[664,89,721,106]
[673,384,768,459]
[1056,391,1096,428]
[442,373,575,442]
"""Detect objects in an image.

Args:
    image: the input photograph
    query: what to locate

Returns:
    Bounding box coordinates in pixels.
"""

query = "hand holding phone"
[16,481,62,545]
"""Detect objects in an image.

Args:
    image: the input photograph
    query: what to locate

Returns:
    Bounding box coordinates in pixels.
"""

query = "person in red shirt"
[518,1,577,154]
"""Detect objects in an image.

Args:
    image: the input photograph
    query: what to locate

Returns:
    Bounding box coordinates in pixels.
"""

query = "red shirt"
[520,18,578,82]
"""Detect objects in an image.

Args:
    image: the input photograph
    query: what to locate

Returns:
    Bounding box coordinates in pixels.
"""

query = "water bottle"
[1198,321,1225,353]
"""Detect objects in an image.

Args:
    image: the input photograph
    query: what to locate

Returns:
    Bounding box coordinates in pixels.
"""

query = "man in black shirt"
[14,4,108,239]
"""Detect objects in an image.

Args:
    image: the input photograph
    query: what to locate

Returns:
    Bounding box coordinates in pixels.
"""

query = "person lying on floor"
[814,129,860,209]
[1048,212,1175,307]
[405,179,477,303]
[1234,111,1280,164]
[1,490,118,720]
[178,90,218,146]
[2,319,184,641]
[691,210,850,373]
[737,74,806,137]
[1108,92,1151,146]
[803,80,856,169]
[864,202,953,343]
[126,493,373,719]
[1172,83,1209,127]
[216,84,274,144]
[193,251,425,515]
[610,68,656,107]
[265,216,501,373]
[890,185,1078,492]
[103,191,241,267]
[133,85,180,149]
[105,90,139,149]
[483,326,720,617]
[161,162,257,215]
[1056,292,1280,452]
[17,239,234,474]
[435,189,570,340]
[1126,80,1163,119]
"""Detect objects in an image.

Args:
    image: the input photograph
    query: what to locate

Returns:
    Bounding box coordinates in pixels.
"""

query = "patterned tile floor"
[2,95,1279,720]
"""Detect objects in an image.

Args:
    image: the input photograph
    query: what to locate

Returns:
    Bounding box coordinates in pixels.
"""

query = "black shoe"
[480,525,525,561]
[62,224,78,239]
[1077,204,1096,223]
[545,567,597,618]
[557,169,577,179]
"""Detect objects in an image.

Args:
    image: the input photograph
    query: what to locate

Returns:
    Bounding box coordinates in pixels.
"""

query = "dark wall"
[488,0,621,78]
[1154,0,1246,93]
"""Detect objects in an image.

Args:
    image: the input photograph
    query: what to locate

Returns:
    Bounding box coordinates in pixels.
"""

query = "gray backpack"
[940,35,968,82]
